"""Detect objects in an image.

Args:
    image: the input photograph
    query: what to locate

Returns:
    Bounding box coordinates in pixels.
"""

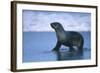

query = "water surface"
[23,32,91,62]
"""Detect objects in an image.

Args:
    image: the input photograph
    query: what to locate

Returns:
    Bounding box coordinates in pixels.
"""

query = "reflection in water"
[56,50,83,61]
[23,48,87,62]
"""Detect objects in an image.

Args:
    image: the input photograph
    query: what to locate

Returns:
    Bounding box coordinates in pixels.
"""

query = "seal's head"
[50,22,63,30]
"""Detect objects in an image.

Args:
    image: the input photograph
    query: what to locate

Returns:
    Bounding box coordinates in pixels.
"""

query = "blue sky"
[22,10,91,32]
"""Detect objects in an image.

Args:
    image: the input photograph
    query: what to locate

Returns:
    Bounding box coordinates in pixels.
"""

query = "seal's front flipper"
[52,41,61,51]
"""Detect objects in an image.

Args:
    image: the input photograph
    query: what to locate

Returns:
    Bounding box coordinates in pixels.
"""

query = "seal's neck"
[55,28,66,41]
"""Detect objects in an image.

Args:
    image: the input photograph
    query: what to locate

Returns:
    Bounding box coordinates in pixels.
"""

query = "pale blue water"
[23,32,91,62]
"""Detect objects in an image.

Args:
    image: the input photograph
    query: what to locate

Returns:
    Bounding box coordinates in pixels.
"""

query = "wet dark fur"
[50,22,84,52]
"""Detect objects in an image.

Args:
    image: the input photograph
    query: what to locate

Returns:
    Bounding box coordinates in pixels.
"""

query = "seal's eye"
[53,24,57,26]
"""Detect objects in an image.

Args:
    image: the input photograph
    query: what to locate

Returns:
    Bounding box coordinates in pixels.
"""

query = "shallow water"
[23,32,91,62]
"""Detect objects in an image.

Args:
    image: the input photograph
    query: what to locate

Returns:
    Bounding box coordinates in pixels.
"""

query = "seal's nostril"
[50,23,53,26]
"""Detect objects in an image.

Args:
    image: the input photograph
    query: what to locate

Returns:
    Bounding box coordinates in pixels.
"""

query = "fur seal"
[50,22,84,52]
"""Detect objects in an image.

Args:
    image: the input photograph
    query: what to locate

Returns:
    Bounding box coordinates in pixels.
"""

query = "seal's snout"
[50,23,56,29]
[50,23,54,28]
